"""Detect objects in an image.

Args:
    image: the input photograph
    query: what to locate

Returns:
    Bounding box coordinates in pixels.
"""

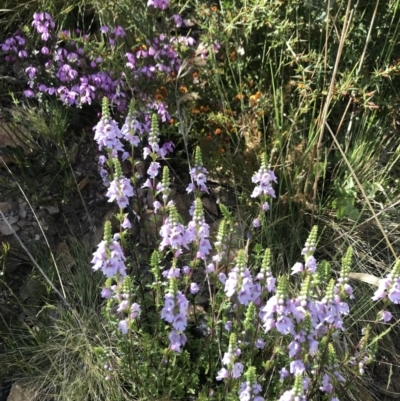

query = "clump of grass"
[0,239,130,401]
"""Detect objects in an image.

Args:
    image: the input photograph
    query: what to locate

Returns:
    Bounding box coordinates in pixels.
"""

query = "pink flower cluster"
[224,265,261,306]
[161,291,189,352]
[91,238,127,278]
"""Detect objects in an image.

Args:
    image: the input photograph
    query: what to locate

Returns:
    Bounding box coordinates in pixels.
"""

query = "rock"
[57,242,75,271]
[0,202,11,214]
[41,205,59,215]
[11,224,20,233]
[211,185,237,208]
[0,122,30,166]
[17,220,29,228]
[19,277,47,301]
[0,216,19,235]
[6,381,36,401]
[201,197,218,216]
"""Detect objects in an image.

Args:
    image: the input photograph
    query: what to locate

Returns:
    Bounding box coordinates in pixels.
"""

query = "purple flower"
[91,239,127,278]
[101,287,112,299]
[289,360,305,375]
[130,303,141,319]
[93,118,124,151]
[251,166,277,198]
[190,282,200,294]
[232,362,244,378]
[118,319,129,334]
[122,216,131,229]
[106,177,135,208]
[147,0,169,9]
[291,262,304,275]
[162,267,180,279]
[320,374,333,394]
[279,367,290,380]
[216,368,229,381]
[253,218,260,228]
[24,89,35,98]
[278,390,295,401]
[25,66,37,79]
[182,265,191,275]
[305,255,317,273]
[189,165,209,193]
[389,281,400,303]
[113,26,126,37]
[117,300,130,312]
[379,310,393,322]
[218,272,227,284]
[169,330,187,352]
[206,263,215,273]
[275,315,294,335]
[147,161,160,178]
[225,321,232,331]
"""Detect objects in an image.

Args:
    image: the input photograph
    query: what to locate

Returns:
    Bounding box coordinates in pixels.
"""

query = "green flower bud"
[328,343,338,367]
[260,152,268,169]
[237,249,248,270]
[300,275,312,301]
[228,333,237,351]
[244,366,257,385]
[244,302,256,332]
[101,97,110,119]
[276,275,288,301]
[168,277,178,295]
[122,276,134,295]
[195,146,203,166]
[261,248,272,274]
[325,279,336,301]
[294,373,303,395]
[390,260,400,280]
[128,99,135,117]
[217,219,227,243]
[340,246,353,279]
[113,158,123,179]
[104,221,112,244]
[304,226,318,256]
[316,260,331,285]
[151,114,159,138]
[168,203,180,224]
[194,197,204,222]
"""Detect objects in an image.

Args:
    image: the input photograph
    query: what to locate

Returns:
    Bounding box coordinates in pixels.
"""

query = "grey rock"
[0,216,19,235]
[0,202,11,214]
[7,381,36,401]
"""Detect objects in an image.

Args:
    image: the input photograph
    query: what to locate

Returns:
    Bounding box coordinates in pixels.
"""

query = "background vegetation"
[1,0,400,400]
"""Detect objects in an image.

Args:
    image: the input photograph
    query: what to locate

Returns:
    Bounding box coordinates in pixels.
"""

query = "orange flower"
[249,91,262,107]
[215,128,222,135]
[211,5,218,12]
[169,118,174,124]
[155,93,164,101]
[206,134,213,141]
[219,148,225,154]
[193,71,198,78]
[159,86,168,97]
[230,51,236,61]
[180,86,188,94]
[235,93,244,101]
